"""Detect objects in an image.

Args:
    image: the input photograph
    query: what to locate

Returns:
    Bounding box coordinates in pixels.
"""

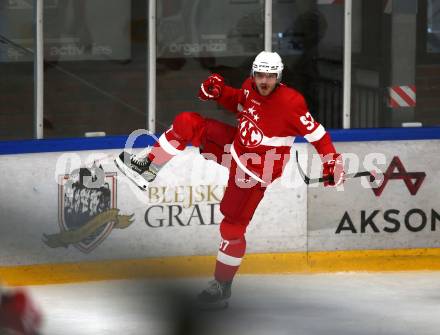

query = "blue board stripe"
[1,127,439,155]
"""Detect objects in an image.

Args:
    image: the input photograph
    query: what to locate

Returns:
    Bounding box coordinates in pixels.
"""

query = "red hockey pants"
[171,111,267,241]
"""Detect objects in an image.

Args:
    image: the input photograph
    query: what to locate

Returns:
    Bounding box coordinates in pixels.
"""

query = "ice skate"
[114,149,160,191]
[197,279,232,310]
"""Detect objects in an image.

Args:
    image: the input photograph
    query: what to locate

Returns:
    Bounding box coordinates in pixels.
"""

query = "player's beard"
[257,83,275,96]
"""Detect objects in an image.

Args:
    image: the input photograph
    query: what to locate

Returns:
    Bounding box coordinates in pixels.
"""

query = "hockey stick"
[295,150,378,185]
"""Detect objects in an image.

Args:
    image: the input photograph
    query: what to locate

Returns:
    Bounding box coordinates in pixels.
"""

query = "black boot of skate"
[197,280,232,310]
[114,150,161,191]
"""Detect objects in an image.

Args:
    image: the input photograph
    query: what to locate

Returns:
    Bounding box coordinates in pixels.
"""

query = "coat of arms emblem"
[43,163,134,253]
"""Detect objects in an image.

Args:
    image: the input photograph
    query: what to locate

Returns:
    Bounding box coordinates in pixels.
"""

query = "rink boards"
[0,133,440,284]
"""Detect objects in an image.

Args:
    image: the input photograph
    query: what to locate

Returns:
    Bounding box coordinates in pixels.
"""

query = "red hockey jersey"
[217,77,335,183]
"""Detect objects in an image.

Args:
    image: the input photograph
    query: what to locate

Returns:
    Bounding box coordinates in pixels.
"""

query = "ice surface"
[27,272,440,335]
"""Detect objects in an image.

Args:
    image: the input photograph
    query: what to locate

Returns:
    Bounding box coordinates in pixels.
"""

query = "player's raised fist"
[198,73,224,101]
[322,153,345,187]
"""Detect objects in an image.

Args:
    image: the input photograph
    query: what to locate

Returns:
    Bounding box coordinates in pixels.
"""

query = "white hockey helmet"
[251,51,284,82]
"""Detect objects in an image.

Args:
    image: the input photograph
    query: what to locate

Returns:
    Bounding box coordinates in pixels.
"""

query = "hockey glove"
[198,73,224,101]
[322,153,345,187]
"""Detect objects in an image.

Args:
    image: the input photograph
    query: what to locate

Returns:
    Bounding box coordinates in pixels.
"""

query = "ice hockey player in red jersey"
[0,286,43,334]
[115,51,344,309]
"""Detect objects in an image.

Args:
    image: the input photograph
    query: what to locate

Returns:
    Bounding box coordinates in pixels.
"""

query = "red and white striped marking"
[388,85,416,108]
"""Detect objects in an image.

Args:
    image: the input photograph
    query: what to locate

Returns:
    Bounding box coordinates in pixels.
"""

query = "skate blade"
[196,300,229,311]
[114,157,149,191]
